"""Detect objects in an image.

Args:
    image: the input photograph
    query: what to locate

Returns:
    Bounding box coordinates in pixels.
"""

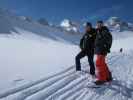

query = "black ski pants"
[75,50,95,75]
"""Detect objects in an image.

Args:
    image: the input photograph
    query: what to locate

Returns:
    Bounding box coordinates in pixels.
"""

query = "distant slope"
[0,8,82,44]
[1,9,133,44]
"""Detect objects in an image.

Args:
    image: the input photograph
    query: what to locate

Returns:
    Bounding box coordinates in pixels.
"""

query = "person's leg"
[75,51,86,71]
[87,54,95,75]
[104,57,113,81]
[95,55,110,81]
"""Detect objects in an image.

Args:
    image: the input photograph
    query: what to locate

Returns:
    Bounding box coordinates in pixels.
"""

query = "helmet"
[84,22,92,28]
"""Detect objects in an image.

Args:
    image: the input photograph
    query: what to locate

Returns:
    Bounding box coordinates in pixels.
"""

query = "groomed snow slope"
[0,51,133,100]
[0,34,79,92]
[0,31,133,100]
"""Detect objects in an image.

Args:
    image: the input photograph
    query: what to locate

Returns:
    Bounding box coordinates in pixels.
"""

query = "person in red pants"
[94,21,113,85]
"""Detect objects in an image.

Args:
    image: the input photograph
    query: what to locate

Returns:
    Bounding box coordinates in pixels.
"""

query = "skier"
[75,22,96,76]
[94,21,113,85]
[120,48,123,53]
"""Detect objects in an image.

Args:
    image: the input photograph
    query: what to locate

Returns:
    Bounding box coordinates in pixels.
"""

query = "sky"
[0,0,133,24]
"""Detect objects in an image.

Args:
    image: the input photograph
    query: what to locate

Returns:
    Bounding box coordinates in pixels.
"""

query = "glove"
[104,44,110,53]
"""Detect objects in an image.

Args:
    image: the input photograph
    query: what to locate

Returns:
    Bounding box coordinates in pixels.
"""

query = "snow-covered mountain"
[0,8,82,44]
[0,8,133,100]
[60,19,80,33]
[19,16,33,22]
[38,18,49,26]
[105,17,133,32]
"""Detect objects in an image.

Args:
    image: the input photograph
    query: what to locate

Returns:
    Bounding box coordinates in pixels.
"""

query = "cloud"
[88,4,124,20]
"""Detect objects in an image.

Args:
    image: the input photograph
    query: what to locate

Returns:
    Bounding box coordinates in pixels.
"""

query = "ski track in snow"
[0,52,133,100]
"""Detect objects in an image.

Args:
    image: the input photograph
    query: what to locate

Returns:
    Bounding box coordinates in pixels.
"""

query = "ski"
[87,81,112,88]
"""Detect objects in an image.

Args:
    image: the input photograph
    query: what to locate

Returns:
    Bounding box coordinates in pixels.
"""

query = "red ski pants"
[96,55,110,81]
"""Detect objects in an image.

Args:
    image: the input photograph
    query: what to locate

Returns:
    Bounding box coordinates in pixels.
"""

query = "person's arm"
[92,29,97,40]
[79,35,85,49]
[102,26,110,34]
[101,26,112,52]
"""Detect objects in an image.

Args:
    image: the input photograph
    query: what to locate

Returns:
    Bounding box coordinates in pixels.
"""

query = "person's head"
[96,20,104,29]
[85,22,92,32]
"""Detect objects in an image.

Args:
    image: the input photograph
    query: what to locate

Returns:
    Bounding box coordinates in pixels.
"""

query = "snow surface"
[0,34,79,91]
[0,8,133,100]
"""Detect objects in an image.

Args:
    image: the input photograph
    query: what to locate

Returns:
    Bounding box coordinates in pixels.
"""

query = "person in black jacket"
[75,22,96,76]
[95,21,112,55]
[94,21,113,85]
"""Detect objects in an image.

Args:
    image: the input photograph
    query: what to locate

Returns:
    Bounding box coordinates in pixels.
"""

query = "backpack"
[102,30,113,52]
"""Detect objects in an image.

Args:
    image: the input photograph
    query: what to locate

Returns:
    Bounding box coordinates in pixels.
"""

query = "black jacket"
[95,26,112,55]
[80,28,96,54]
